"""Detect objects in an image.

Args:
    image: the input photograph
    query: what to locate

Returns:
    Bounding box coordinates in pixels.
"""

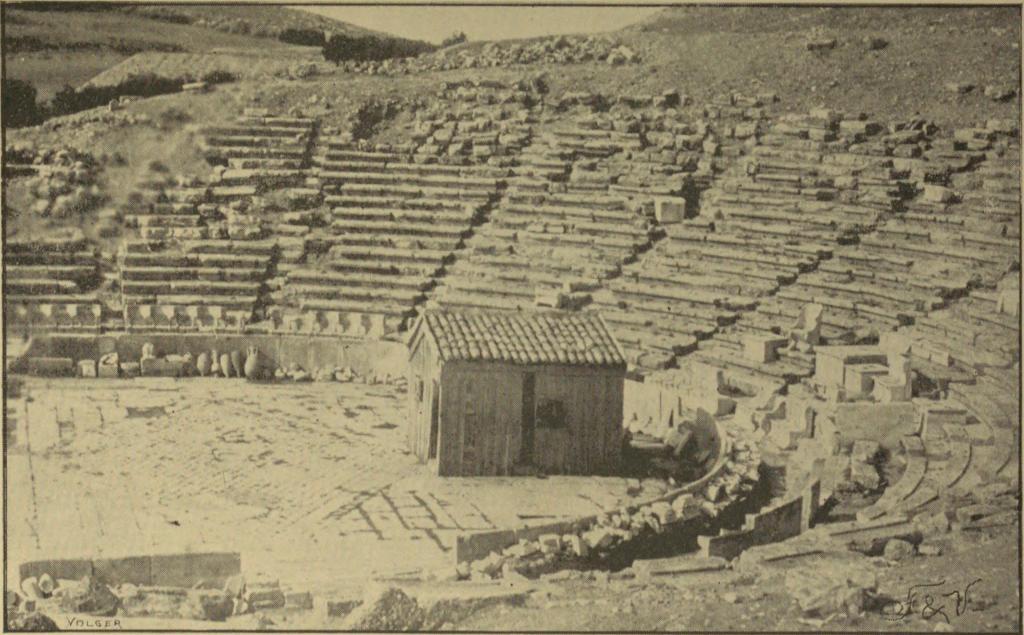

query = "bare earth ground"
[6,376,668,597]
[458,530,1020,632]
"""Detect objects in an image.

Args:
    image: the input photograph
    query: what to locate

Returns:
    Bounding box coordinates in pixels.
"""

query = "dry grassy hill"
[604,5,1021,127]
[4,6,1019,251]
[3,5,428,100]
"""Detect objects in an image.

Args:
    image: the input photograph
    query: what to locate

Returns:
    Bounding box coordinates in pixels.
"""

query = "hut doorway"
[520,372,536,464]
[428,380,440,460]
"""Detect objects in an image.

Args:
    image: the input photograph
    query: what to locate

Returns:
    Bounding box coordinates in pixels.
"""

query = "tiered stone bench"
[5,235,103,332]
[201,108,317,212]
[264,142,511,337]
[120,239,273,331]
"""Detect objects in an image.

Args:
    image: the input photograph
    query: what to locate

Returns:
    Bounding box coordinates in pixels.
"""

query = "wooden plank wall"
[440,362,624,476]
[439,363,523,476]
[407,335,440,465]
[534,368,623,475]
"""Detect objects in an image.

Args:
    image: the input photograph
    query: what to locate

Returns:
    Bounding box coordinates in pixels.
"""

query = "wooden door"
[520,372,536,464]
[428,380,440,460]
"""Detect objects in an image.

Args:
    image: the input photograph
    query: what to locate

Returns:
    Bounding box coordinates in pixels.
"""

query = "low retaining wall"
[19,552,241,587]
[697,478,821,561]
[455,517,596,565]
[12,333,408,379]
[455,418,737,566]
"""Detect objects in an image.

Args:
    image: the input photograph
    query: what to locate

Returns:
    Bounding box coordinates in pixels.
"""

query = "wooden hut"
[406,310,627,476]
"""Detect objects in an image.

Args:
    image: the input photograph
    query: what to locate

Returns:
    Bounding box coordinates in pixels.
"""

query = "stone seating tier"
[622,266,779,298]
[504,190,632,211]
[277,282,424,306]
[208,148,309,162]
[445,261,596,289]
[325,245,452,266]
[323,258,440,278]
[286,268,431,291]
[122,294,257,309]
[317,170,504,192]
[325,195,475,211]
[659,236,816,272]
[500,203,637,224]
[598,307,718,339]
[793,273,941,312]
[329,218,470,240]
[6,250,97,267]
[227,157,304,170]
[327,182,495,203]
[204,124,314,138]
[330,206,476,225]
[236,115,316,128]
[122,252,267,269]
[120,266,264,283]
[121,279,261,297]
[602,278,755,312]
[817,259,971,298]
[461,250,619,279]
[7,278,81,295]
[321,232,462,253]
[131,214,202,228]
[6,265,97,284]
[427,291,538,312]
[648,250,799,285]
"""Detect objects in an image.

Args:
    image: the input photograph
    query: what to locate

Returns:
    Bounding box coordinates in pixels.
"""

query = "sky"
[296,6,661,44]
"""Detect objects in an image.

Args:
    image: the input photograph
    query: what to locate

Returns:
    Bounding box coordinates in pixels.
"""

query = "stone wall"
[697,478,821,561]
[15,333,408,379]
[453,415,738,566]
[20,552,241,588]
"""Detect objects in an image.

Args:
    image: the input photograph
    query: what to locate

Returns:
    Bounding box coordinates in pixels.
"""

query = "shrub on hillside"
[45,69,236,121]
[156,107,191,131]
[49,73,184,117]
[3,79,44,128]
[441,31,468,48]
[14,2,115,12]
[200,70,237,84]
[278,28,325,47]
[322,33,434,65]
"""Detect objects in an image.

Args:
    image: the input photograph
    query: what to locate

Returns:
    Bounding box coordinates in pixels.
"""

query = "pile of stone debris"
[336,35,640,76]
[460,433,761,581]
[4,145,106,219]
[8,571,311,626]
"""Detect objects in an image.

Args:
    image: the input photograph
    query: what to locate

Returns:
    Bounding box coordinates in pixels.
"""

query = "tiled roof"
[418,310,626,366]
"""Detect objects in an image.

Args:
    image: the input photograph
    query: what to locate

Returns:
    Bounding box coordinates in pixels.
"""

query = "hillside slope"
[118,5,394,39]
[600,5,1021,125]
[3,5,429,100]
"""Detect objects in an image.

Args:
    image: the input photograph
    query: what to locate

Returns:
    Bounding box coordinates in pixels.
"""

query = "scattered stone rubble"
[337,35,639,76]
[457,429,761,581]
[10,90,1017,349]
[4,145,106,219]
[5,78,1020,629]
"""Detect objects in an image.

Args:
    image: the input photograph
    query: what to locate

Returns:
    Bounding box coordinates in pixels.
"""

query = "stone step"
[7,278,80,295]
[121,266,264,283]
[331,207,475,225]
[282,282,423,304]
[287,268,430,291]
[6,265,97,282]
[121,279,261,297]
[124,294,257,309]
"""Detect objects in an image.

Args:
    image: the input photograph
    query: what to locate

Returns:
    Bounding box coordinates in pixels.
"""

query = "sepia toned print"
[2,2,1020,632]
